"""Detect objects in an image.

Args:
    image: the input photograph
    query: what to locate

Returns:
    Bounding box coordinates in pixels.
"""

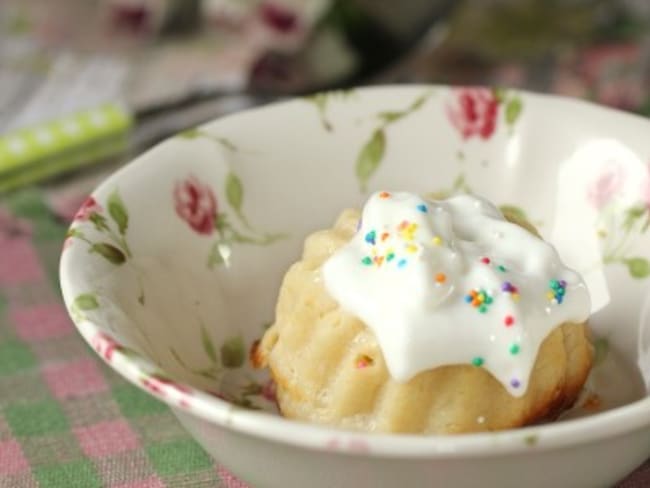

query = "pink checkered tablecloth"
[0,189,251,487]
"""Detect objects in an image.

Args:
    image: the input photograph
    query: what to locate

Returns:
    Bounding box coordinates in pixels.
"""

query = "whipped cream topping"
[322,191,590,396]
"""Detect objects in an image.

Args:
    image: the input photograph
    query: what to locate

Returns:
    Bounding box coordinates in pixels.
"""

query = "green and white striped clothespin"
[0,104,133,193]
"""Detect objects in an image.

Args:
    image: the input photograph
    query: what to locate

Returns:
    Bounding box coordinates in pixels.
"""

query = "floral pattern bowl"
[60,85,650,488]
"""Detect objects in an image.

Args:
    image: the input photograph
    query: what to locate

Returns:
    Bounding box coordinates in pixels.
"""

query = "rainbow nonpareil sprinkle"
[547,279,567,304]
[501,281,520,301]
[360,212,429,269]
[465,288,493,313]
[398,220,418,241]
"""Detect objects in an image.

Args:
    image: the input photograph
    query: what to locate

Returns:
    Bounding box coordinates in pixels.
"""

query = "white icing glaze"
[322,191,591,396]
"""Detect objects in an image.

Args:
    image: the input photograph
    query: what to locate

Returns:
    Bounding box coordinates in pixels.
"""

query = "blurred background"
[1,0,649,211]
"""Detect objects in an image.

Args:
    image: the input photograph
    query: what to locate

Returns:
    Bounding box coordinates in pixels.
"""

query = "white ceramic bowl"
[60,85,650,488]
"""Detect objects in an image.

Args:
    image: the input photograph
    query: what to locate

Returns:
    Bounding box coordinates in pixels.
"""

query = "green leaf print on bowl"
[69,292,100,322]
[623,257,650,278]
[74,293,99,311]
[107,190,129,235]
[305,89,356,132]
[356,92,431,191]
[498,204,529,223]
[89,242,126,264]
[600,205,650,279]
[356,129,386,192]
[201,324,219,364]
[168,327,273,410]
[304,89,431,191]
[171,326,245,380]
[220,336,245,369]
[66,192,132,265]
[174,174,286,269]
[177,128,237,152]
[593,337,610,367]
[505,95,523,127]
[65,191,147,304]
[427,173,473,200]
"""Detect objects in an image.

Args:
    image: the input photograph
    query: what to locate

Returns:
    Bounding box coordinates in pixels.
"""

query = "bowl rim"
[60,84,650,458]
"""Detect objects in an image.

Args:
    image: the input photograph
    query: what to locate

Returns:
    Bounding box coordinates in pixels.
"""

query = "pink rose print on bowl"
[74,196,103,221]
[141,374,194,397]
[174,175,218,235]
[91,331,120,362]
[173,173,285,269]
[446,87,523,142]
[590,161,650,279]
[447,88,499,140]
[587,162,625,210]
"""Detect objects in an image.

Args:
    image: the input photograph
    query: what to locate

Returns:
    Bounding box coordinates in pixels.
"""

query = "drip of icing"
[322,191,590,397]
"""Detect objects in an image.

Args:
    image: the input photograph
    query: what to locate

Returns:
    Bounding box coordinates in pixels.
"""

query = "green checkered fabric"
[0,189,246,488]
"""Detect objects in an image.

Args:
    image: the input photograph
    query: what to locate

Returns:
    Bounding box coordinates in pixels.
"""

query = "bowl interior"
[60,85,650,422]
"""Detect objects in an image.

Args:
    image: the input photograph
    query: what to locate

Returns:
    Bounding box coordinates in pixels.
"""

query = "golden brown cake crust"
[255,209,593,434]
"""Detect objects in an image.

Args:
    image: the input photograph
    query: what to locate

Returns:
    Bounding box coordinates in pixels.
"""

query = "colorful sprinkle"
[361,256,372,266]
[381,232,390,242]
[481,257,491,264]
[379,191,391,199]
[435,273,446,284]
[365,230,376,245]
[431,236,442,246]
[471,357,484,367]
[397,258,407,268]
[386,251,395,262]
[509,343,521,355]
[501,281,520,301]
[416,204,428,213]
[497,265,507,272]
[510,378,521,388]
[547,278,567,304]
[504,315,515,327]
[465,288,494,312]
[405,244,418,254]
[398,221,418,241]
